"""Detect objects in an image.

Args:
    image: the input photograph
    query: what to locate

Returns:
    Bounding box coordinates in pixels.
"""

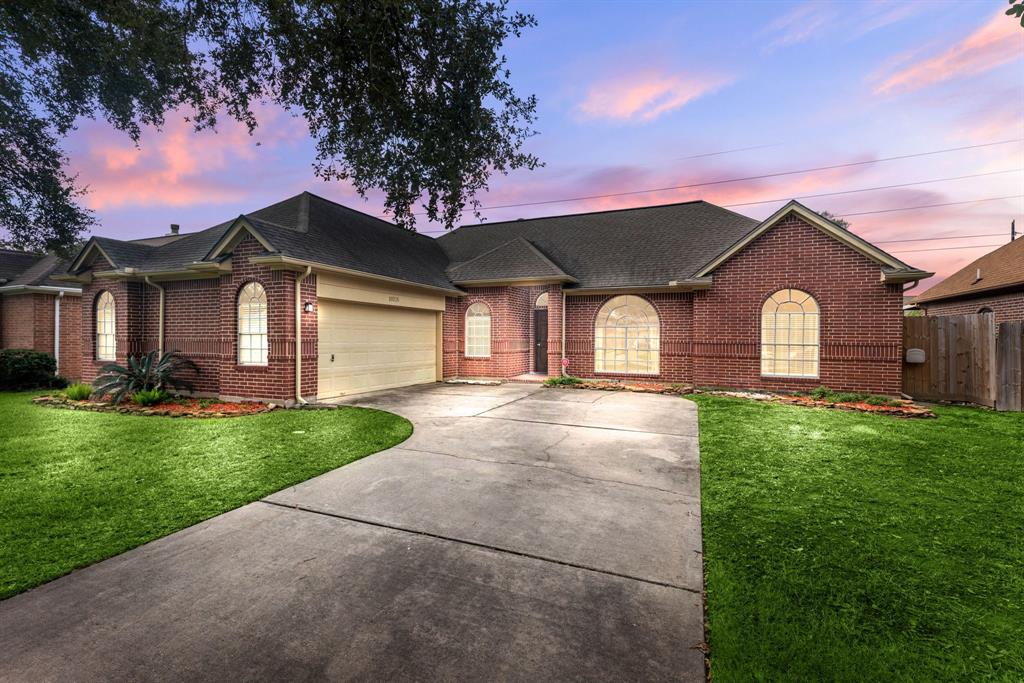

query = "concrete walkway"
[0,383,704,682]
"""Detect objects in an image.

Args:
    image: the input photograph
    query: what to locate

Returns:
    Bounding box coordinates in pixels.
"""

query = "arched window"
[594,295,659,374]
[465,303,491,358]
[95,291,116,361]
[535,292,548,308]
[238,282,268,365]
[761,289,819,378]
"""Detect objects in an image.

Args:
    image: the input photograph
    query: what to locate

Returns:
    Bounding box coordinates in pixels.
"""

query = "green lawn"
[0,392,412,600]
[694,395,1024,682]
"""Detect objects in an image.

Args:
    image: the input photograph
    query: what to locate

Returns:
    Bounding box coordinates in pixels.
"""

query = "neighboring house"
[58,193,931,403]
[0,250,82,379]
[915,237,1024,324]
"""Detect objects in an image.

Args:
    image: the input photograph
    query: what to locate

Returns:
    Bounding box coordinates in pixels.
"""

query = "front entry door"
[534,309,548,374]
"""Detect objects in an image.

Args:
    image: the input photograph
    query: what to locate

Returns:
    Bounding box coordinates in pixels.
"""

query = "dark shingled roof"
[446,237,573,283]
[72,193,459,292]
[0,250,77,289]
[438,201,760,289]
[0,249,45,283]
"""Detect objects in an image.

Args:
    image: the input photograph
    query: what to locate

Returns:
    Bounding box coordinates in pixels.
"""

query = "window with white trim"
[465,303,491,358]
[535,292,548,308]
[95,291,116,361]
[761,289,819,378]
[594,295,659,374]
[238,282,268,365]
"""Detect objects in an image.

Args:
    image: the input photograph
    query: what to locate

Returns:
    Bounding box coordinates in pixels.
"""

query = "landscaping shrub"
[544,375,583,387]
[131,389,168,407]
[64,383,92,400]
[808,385,900,407]
[0,349,57,390]
[92,350,199,404]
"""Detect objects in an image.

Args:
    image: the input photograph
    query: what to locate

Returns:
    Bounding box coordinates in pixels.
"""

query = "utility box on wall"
[905,348,926,364]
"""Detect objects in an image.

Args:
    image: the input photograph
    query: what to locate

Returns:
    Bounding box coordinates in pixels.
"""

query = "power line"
[889,243,1005,254]
[416,138,1023,217]
[874,232,1005,244]
[674,143,782,160]
[837,195,1023,217]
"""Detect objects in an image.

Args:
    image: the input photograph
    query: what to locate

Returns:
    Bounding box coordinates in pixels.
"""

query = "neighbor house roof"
[0,249,79,292]
[915,236,1024,304]
[438,201,761,290]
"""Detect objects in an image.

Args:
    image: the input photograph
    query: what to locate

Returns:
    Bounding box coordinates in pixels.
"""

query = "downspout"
[54,292,63,375]
[144,276,165,356]
[295,266,312,405]
[560,288,567,376]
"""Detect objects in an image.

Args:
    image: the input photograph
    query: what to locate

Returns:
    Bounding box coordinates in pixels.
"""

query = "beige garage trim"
[316,273,445,400]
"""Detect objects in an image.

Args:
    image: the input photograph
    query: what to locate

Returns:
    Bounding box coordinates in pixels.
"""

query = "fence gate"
[902,314,996,407]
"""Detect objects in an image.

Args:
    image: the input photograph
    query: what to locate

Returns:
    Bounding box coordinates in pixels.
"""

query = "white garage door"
[318,300,438,399]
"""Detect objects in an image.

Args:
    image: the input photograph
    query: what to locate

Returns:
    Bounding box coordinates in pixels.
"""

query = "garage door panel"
[318,300,438,399]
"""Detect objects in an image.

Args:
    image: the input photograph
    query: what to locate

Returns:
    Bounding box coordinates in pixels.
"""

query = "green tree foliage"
[818,210,851,230]
[1008,1,1024,28]
[0,1,540,253]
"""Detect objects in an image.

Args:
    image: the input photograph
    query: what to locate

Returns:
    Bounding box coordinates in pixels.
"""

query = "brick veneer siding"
[443,286,534,378]
[692,215,904,395]
[564,292,694,383]
[0,292,82,380]
[919,290,1024,326]
[77,235,317,402]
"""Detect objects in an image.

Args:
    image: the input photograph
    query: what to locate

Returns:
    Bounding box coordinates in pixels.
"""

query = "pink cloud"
[69,104,307,210]
[576,70,729,123]
[873,12,1024,95]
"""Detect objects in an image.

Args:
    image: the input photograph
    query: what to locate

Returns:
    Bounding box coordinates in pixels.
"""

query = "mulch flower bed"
[695,389,936,418]
[33,394,277,418]
[546,380,935,417]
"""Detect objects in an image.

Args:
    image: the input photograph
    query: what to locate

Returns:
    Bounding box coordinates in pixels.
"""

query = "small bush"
[65,383,92,400]
[50,375,69,389]
[132,389,168,407]
[0,349,57,390]
[544,375,583,387]
[809,386,831,400]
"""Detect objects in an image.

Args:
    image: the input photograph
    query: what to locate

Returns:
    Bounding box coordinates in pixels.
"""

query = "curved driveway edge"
[0,383,704,682]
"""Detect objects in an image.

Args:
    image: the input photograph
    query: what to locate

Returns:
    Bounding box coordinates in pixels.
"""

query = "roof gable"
[916,235,1024,303]
[695,201,930,282]
[446,237,575,284]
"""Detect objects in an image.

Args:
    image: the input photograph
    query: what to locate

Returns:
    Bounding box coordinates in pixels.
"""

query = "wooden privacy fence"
[902,314,1024,411]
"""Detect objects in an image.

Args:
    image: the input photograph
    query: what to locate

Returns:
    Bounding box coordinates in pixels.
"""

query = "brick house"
[914,236,1024,325]
[58,193,931,403]
[0,250,82,379]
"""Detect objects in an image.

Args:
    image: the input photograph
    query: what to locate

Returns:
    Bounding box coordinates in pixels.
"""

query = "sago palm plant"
[91,351,199,404]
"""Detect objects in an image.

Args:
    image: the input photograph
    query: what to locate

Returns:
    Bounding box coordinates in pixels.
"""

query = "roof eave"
[881,269,934,285]
[916,281,1024,304]
[0,284,82,295]
[249,254,466,296]
[451,275,578,287]
[565,278,713,296]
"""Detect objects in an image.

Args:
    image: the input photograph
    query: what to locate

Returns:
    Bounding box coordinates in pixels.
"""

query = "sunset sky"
[64,0,1024,290]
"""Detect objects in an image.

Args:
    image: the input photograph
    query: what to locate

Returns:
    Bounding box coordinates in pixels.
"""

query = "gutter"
[248,254,465,297]
[144,276,165,356]
[0,284,82,295]
[561,288,566,376]
[54,292,63,374]
[295,266,312,405]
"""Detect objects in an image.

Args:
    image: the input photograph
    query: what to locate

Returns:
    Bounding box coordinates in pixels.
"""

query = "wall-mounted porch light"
[303,301,314,313]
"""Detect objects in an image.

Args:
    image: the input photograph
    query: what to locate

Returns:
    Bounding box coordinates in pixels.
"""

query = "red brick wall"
[76,235,317,402]
[692,215,904,395]
[443,285,556,378]
[0,292,81,380]
[564,292,694,383]
[920,290,1024,326]
[1,294,37,349]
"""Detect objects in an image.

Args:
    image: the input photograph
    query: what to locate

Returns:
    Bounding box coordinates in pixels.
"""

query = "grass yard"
[694,395,1024,682]
[0,392,412,600]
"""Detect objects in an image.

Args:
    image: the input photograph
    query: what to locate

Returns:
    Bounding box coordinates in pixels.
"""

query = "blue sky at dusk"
[63,1,1024,289]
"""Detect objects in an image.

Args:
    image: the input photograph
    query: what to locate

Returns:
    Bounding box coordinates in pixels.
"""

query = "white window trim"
[95,291,116,361]
[594,295,660,375]
[465,302,492,358]
[760,289,820,379]
[238,281,269,366]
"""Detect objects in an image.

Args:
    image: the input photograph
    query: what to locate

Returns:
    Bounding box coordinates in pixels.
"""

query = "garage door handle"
[331,354,335,362]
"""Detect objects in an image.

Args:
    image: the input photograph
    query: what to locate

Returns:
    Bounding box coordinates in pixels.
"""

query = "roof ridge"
[447,198,747,232]
[302,191,437,242]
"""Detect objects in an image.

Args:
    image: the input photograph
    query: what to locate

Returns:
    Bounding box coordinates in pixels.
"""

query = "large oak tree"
[0,0,539,253]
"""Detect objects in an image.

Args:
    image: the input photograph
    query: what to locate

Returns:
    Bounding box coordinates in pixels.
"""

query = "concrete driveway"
[0,383,704,682]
